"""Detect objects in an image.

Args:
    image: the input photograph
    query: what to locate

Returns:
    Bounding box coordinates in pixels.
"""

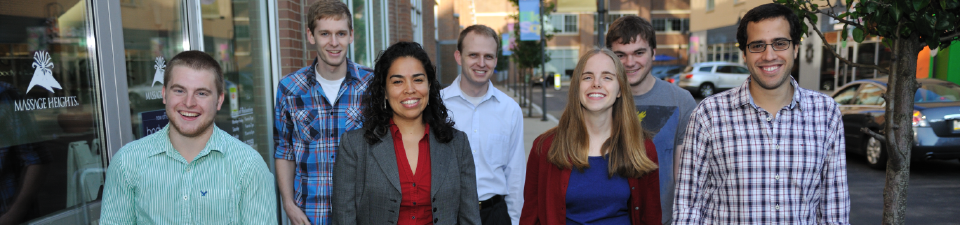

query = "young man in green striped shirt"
[100,51,277,224]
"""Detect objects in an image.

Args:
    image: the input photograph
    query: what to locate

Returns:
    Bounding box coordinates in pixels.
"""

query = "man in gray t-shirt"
[607,15,697,224]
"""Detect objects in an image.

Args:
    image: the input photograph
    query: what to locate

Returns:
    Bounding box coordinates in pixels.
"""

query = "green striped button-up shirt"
[100,125,277,224]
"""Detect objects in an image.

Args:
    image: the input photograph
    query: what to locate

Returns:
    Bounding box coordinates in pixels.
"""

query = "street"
[513,82,960,224]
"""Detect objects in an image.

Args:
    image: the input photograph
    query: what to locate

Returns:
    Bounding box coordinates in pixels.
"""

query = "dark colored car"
[531,71,556,87]
[651,65,685,80]
[832,78,960,169]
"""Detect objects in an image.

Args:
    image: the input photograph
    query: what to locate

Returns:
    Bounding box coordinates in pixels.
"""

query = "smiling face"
[743,17,798,90]
[162,66,224,138]
[579,54,622,114]
[455,31,498,87]
[308,18,354,71]
[386,57,430,123]
[610,35,655,88]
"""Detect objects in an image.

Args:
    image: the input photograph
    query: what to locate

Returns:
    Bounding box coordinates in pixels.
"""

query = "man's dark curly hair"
[736,3,802,53]
[361,42,456,144]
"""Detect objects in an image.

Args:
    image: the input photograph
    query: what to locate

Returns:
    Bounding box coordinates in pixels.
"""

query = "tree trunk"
[881,34,923,225]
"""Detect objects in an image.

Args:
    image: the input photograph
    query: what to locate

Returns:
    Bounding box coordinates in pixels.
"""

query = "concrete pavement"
[493,84,558,156]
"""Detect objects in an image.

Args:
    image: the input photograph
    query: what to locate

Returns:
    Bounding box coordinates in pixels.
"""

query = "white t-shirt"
[316,70,345,104]
[460,90,485,106]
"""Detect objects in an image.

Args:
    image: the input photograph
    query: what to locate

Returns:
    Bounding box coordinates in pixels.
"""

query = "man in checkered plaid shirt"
[673,3,850,225]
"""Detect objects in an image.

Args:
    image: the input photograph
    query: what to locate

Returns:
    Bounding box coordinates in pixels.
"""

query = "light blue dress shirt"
[441,76,526,225]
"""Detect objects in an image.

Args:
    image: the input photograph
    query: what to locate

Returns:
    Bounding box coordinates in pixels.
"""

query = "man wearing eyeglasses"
[673,3,850,225]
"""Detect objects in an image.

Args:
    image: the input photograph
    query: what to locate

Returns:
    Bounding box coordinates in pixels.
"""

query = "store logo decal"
[153,56,165,87]
[26,51,62,93]
[13,51,80,112]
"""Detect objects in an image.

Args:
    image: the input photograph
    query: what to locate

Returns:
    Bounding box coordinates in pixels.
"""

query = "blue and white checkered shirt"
[274,57,373,225]
[673,78,850,225]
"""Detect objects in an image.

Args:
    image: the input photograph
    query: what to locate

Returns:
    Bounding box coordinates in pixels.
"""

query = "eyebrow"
[749,38,791,44]
[168,84,212,92]
[389,73,426,79]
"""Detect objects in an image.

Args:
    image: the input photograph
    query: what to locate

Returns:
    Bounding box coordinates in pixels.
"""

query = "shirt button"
[474,129,477,133]
[414,202,417,205]
[775,204,780,210]
[183,196,188,200]
[775,174,780,180]
[412,216,415,219]
[634,207,639,210]
[766,117,772,121]
[775,145,780,150]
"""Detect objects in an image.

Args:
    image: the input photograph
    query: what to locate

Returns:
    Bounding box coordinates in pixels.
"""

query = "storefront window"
[1,0,105,223]
[120,0,186,139]
[201,0,275,164]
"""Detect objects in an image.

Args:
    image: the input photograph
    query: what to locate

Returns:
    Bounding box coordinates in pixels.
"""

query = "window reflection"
[1,0,104,223]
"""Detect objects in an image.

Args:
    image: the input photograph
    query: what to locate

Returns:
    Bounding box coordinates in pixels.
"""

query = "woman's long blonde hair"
[544,48,658,178]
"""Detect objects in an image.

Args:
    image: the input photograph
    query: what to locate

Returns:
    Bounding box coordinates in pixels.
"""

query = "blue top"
[565,156,631,225]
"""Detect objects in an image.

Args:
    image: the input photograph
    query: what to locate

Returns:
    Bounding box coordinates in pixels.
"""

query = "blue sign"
[518,0,540,41]
[502,33,512,56]
[141,109,169,137]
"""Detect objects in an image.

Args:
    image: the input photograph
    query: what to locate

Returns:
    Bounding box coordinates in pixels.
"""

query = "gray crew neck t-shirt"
[633,78,697,224]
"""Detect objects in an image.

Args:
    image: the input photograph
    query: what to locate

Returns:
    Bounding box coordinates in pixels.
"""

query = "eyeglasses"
[746,39,794,53]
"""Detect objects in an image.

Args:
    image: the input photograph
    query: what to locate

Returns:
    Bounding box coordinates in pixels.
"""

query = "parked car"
[651,65,685,80]
[832,77,960,169]
[531,71,556,87]
[676,61,750,97]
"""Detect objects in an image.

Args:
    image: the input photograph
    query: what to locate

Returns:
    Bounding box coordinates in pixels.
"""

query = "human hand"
[283,202,310,225]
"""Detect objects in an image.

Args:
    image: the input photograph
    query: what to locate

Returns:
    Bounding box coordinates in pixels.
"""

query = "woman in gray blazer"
[333,42,480,225]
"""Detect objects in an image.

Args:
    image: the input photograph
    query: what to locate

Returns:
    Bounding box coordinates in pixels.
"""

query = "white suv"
[677,61,750,97]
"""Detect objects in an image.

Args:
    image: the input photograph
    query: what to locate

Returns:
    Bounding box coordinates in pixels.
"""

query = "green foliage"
[781,0,959,51]
[506,0,555,70]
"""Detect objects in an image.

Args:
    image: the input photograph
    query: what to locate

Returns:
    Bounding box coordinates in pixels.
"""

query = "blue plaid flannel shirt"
[274,58,372,225]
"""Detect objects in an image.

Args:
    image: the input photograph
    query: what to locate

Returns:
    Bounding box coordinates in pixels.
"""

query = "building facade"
[0,0,435,224]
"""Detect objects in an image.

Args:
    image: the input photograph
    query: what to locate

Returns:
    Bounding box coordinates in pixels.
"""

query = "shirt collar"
[388,118,431,138]
[149,124,226,159]
[442,75,499,103]
[734,76,804,111]
[307,57,361,84]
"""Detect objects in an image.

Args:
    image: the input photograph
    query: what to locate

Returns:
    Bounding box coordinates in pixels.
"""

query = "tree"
[779,0,959,224]
[507,0,555,80]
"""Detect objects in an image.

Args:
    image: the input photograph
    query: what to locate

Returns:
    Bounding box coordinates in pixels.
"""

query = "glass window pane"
[1,0,105,222]
[353,0,370,66]
[200,0,274,162]
[121,0,186,139]
[833,84,860,105]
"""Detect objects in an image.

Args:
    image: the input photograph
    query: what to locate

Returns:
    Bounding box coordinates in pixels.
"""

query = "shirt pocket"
[197,189,237,224]
[292,109,321,142]
[483,134,510,167]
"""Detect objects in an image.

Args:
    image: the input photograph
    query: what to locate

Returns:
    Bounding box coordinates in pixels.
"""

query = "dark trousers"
[479,198,511,225]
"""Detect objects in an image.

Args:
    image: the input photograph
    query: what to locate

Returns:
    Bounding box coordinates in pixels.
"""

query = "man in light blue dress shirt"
[440,25,525,225]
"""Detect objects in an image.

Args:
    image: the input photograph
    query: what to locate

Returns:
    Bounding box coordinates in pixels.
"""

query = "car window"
[666,67,683,74]
[716,66,733,73]
[683,66,694,73]
[734,66,749,74]
[854,84,885,106]
[916,81,960,102]
[833,84,860,105]
[699,66,713,72]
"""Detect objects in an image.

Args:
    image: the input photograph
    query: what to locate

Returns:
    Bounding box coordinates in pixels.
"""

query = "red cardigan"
[519,132,661,225]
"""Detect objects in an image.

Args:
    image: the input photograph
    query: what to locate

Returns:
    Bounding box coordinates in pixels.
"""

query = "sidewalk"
[494,84,558,155]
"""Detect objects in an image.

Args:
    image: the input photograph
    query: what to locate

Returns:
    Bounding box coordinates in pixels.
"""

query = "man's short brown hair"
[163,50,224,95]
[457,24,501,54]
[307,0,353,32]
[605,15,657,49]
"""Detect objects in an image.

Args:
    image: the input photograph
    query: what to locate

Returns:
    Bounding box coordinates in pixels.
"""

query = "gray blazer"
[332,127,481,225]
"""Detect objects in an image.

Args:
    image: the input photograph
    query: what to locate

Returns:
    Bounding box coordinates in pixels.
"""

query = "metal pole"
[597,0,606,48]
[540,0,548,121]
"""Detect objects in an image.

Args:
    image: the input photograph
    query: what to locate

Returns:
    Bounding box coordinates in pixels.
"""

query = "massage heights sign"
[13,51,80,111]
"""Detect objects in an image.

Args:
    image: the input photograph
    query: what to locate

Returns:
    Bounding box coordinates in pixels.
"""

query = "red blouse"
[519,132,662,225]
[389,121,433,225]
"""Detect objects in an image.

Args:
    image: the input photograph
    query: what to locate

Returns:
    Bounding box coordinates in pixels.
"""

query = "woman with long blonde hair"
[520,48,660,225]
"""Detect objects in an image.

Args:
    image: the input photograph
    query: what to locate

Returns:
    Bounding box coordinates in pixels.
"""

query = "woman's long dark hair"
[361,42,456,144]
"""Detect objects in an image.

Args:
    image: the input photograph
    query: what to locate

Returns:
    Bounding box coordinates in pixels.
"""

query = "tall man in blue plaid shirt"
[274,1,373,225]
[673,3,850,224]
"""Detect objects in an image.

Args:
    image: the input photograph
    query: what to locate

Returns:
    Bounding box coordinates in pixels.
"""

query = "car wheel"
[865,135,887,170]
[821,80,834,91]
[698,83,715,97]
